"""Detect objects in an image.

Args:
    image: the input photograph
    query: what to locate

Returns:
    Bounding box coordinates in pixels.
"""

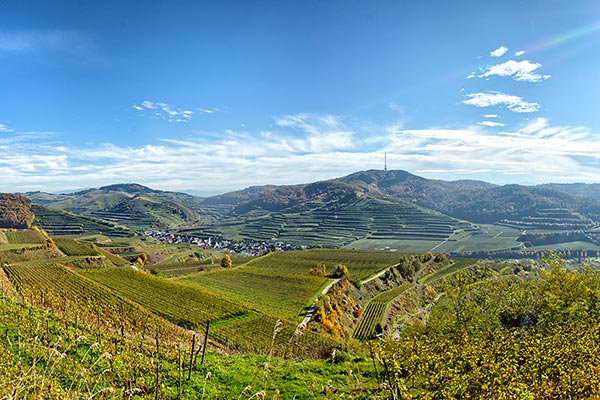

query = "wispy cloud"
[0,124,14,133]
[484,114,498,118]
[490,46,508,57]
[479,59,550,82]
[2,115,600,192]
[463,92,540,113]
[0,30,93,58]
[133,100,195,123]
[515,50,525,56]
[479,121,505,127]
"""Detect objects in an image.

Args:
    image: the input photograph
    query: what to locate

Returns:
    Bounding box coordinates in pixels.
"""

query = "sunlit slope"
[179,249,402,320]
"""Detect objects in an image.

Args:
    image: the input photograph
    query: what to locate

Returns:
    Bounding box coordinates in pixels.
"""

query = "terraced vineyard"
[205,195,466,248]
[32,204,132,237]
[180,249,401,320]
[499,208,596,232]
[5,229,45,244]
[54,238,101,256]
[353,284,410,340]
[2,262,182,338]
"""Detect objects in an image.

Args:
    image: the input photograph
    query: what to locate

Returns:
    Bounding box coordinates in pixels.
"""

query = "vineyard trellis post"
[154,328,160,400]
[201,320,209,365]
[188,334,195,380]
[177,343,182,399]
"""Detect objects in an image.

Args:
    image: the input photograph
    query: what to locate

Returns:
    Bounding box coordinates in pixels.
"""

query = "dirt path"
[360,263,400,285]
[297,278,341,330]
[391,292,444,339]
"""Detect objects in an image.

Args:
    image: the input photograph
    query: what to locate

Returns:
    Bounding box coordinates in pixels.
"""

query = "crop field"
[32,204,132,237]
[203,196,466,248]
[5,230,45,244]
[499,208,596,232]
[211,312,334,357]
[180,250,401,320]
[353,284,410,340]
[419,258,479,285]
[349,223,524,253]
[2,262,182,338]
[82,268,248,329]
[53,238,101,256]
[0,245,63,264]
[181,268,327,320]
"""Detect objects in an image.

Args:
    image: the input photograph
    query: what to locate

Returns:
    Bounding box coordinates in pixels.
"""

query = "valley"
[3,170,600,397]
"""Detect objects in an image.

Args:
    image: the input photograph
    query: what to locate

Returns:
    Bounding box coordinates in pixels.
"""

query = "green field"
[419,258,479,285]
[5,229,45,244]
[180,249,402,321]
[2,262,181,338]
[353,284,411,340]
[54,238,101,256]
[82,268,247,329]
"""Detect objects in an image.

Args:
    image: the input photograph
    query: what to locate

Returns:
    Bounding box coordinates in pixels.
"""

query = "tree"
[220,254,233,268]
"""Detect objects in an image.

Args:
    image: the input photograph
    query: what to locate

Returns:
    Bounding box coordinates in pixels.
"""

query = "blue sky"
[1,0,600,194]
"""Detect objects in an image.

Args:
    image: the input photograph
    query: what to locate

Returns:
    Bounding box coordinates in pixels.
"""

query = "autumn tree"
[220,254,233,268]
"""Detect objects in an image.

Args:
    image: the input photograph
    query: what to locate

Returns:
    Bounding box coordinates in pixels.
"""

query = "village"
[145,230,299,256]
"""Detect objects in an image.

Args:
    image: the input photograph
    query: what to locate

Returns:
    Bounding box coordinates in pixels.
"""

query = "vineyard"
[2,262,183,339]
[54,237,102,256]
[0,295,380,398]
[180,249,401,321]
[353,284,411,340]
[32,204,133,237]
[82,268,247,329]
[418,258,479,285]
[5,229,45,244]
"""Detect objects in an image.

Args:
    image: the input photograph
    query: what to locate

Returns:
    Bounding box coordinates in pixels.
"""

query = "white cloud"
[479,121,505,127]
[0,124,14,133]
[463,91,540,113]
[515,50,525,56]
[479,59,550,82]
[133,100,195,123]
[484,114,498,118]
[466,73,476,79]
[490,46,508,57]
[4,113,600,193]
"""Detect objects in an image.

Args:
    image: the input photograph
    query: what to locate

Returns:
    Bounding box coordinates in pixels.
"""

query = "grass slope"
[180,249,402,321]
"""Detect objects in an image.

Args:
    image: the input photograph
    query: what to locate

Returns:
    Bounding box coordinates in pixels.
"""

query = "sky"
[1,0,600,195]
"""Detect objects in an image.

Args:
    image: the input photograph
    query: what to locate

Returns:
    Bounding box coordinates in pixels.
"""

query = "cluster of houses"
[145,230,298,256]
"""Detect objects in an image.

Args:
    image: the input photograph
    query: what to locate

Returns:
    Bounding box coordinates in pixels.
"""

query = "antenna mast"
[384,152,387,172]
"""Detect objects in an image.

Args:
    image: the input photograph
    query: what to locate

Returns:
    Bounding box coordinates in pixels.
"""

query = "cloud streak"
[133,100,195,123]
[3,114,600,194]
[463,92,540,113]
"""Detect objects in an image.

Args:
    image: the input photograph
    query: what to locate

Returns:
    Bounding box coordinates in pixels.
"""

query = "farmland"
[418,258,479,285]
[2,262,182,339]
[32,204,132,237]
[353,284,411,340]
[82,268,247,330]
[180,249,402,320]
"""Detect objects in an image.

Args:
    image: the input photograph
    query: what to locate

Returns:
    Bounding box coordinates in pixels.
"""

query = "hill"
[21,171,600,252]
[537,182,600,202]
[26,184,200,231]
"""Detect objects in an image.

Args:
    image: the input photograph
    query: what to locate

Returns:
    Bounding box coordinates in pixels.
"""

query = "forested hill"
[0,193,35,228]
[334,169,600,224]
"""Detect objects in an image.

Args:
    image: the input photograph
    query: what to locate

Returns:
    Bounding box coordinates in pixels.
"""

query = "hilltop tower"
[384,152,387,172]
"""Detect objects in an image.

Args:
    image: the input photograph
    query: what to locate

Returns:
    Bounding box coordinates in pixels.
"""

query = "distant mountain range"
[15,170,600,253]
